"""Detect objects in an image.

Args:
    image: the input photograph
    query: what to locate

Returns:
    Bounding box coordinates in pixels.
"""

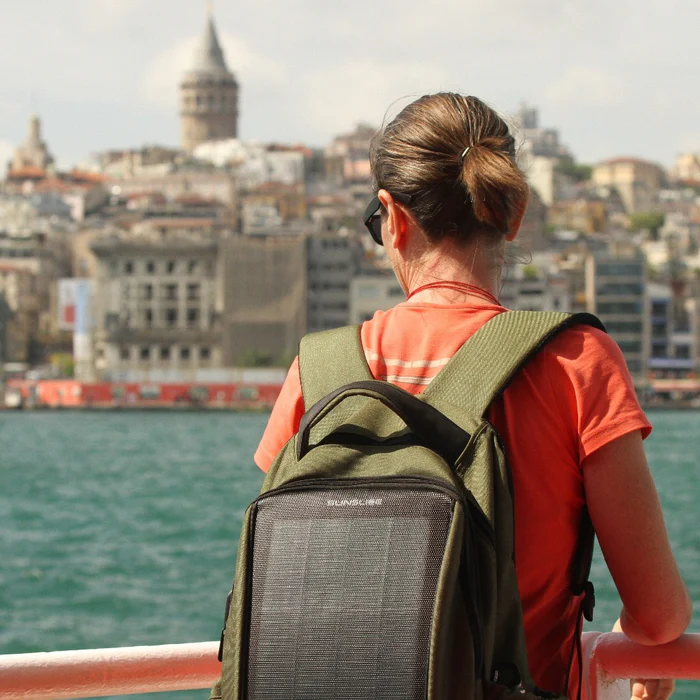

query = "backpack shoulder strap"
[422,310,605,420]
[298,325,373,410]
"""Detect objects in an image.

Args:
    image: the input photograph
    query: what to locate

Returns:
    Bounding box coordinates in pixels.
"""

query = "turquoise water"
[1,410,699,698]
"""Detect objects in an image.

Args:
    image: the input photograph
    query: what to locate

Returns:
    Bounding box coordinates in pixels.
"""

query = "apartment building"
[646,283,696,379]
[90,223,222,381]
[306,235,361,332]
[585,253,648,378]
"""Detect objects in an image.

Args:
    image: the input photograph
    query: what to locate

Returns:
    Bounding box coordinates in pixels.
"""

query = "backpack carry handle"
[297,380,471,465]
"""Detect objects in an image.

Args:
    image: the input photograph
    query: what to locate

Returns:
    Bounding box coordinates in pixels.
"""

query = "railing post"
[582,632,629,700]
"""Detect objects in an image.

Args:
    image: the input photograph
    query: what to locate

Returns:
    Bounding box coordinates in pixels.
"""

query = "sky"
[0,0,698,170]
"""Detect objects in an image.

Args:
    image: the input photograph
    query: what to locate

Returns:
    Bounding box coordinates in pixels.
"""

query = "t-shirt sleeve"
[546,325,652,462]
[253,357,305,472]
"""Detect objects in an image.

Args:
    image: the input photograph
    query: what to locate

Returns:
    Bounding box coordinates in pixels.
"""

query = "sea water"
[1,410,699,698]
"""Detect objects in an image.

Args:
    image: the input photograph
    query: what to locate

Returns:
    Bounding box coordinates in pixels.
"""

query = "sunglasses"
[362,192,414,245]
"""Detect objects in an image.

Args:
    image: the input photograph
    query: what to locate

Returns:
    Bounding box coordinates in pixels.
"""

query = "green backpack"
[212,310,601,700]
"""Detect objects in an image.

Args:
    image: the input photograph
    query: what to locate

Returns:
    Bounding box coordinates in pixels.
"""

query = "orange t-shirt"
[254,301,652,696]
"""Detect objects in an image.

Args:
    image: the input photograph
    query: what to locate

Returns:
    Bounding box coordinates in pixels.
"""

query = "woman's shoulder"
[544,322,629,371]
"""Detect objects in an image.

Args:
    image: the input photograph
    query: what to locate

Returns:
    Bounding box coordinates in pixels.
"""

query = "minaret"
[179,8,239,153]
[12,114,54,171]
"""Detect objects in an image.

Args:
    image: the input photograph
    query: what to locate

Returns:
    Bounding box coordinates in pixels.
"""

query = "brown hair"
[370,93,528,242]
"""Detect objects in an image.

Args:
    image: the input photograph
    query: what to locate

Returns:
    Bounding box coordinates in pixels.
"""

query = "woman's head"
[369,93,529,245]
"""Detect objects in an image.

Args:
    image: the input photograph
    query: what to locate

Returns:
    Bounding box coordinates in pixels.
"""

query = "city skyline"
[0,0,698,169]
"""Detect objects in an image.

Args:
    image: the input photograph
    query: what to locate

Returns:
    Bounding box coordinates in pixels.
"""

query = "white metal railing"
[0,642,220,700]
[1,633,699,699]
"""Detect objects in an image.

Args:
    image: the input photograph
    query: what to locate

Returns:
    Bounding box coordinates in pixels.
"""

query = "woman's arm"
[583,429,691,645]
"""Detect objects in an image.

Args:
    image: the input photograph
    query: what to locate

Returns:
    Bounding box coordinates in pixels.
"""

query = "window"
[187,308,200,327]
[187,283,200,301]
[189,386,209,402]
[142,284,153,301]
[124,260,134,275]
[606,320,643,334]
[596,282,644,296]
[626,360,642,374]
[675,345,691,359]
[140,346,150,361]
[164,284,178,301]
[144,309,153,328]
[596,262,643,277]
[597,302,643,315]
[617,340,641,354]
[200,346,211,361]
[651,301,668,316]
[388,286,404,298]
[166,260,176,274]
[180,346,191,360]
[120,347,130,361]
[236,386,259,401]
[165,308,178,327]
[140,385,160,400]
[160,346,171,360]
[146,260,156,274]
[187,260,198,274]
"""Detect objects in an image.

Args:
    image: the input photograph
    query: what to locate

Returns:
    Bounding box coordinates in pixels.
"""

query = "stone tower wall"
[180,77,239,152]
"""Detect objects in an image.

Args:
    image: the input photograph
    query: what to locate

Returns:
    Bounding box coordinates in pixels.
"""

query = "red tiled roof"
[6,166,47,180]
[34,179,92,193]
[174,194,220,205]
[598,156,663,168]
[0,264,32,274]
[69,169,107,184]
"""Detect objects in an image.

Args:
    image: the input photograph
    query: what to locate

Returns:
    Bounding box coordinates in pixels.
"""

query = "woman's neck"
[394,236,504,304]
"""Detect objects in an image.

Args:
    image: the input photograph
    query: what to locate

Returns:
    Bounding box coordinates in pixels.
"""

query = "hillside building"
[592,158,665,214]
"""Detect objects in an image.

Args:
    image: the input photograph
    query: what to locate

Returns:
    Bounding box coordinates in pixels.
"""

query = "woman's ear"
[505,194,528,242]
[378,189,409,249]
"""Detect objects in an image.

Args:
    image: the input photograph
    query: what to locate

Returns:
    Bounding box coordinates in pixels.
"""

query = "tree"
[555,155,593,183]
[628,212,665,238]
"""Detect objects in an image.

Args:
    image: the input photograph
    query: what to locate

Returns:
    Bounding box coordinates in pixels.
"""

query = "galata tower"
[179,10,239,152]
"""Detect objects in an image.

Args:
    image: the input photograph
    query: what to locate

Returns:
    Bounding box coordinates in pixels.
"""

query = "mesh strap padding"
[247,485,454,699]
[299,325,372,410]
[422,311,604,420]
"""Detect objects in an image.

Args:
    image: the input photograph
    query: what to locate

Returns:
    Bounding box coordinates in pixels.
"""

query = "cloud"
[76,0,143,33]
[298,60,449,137]
[140,32,287,112]
[544,67,624,109]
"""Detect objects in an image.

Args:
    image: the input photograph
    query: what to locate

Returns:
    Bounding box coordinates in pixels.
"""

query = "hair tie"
[459,146,471,164]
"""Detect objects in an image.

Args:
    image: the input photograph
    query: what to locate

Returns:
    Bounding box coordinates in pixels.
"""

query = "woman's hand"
[613,619,676,700]
[630,679,675,699]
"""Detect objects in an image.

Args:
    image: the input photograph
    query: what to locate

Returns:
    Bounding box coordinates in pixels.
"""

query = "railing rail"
[0,642,220,700]
[1,634,699,700]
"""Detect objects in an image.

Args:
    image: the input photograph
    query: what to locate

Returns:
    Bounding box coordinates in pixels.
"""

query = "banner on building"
[57,279,94,332]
